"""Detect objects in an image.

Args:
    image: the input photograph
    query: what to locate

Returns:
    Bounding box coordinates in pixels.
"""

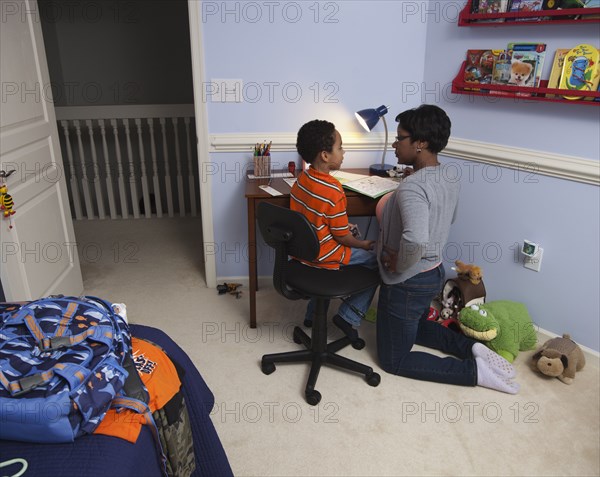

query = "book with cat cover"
[463,49,497,90]
[546,48,570,98]
[507,42,547,88]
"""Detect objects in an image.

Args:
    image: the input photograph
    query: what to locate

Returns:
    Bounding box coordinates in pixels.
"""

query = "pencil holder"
[254,155,271,177]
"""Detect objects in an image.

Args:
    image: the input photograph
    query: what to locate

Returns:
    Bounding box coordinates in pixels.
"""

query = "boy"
[290,119,378,345]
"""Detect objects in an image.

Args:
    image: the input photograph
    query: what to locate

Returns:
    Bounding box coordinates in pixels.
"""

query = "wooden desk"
[245,170,378,328]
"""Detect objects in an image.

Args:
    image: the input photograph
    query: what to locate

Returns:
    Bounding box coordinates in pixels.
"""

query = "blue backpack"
[0,296,150,443]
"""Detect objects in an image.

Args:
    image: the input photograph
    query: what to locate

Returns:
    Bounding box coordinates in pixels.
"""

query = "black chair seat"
[286,262,380,300]
[257,202,382,405]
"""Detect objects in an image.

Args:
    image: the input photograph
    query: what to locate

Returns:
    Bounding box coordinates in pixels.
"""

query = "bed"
[0,324,233,477]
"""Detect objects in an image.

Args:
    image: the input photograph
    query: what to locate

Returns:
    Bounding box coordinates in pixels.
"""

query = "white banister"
[98,119,118,219]
[135,118,152,219]
[111,119,129,219]
[73,120,94,220]
[148,118,163,218]
[56,104,198,220]
[160,117,175,218]
[60,120,83,220]
[123,118,140,219]
[86,119,105,220]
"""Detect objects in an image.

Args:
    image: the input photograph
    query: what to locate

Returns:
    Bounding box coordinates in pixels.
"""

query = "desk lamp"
[355,104,393,177]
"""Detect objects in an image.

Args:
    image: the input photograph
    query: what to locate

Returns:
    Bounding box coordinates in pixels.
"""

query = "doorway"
[38,0,208,300]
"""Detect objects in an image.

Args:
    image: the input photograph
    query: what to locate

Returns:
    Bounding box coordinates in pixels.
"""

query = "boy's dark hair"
[296,119,336,164]
[395,104,451,154]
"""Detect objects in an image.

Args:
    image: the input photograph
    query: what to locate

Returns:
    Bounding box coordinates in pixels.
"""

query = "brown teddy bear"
[454,260,483,285]
[531,334,586,384]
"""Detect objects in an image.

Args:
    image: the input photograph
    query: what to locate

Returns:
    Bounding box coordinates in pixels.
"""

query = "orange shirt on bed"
[93,337,181,443]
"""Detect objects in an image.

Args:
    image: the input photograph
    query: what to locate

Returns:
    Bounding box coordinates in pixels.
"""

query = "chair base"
[261,324,381,406]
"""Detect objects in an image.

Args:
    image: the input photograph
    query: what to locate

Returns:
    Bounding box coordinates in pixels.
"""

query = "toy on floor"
[458,300,538,363]
[217,282,243,299]
[532,334,586,384]
[454,260,483,285]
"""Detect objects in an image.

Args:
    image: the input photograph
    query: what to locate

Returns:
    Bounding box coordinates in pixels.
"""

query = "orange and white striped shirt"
[290,168,351,269]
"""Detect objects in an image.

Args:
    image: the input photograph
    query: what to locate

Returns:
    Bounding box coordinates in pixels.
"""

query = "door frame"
[189,0,216,288]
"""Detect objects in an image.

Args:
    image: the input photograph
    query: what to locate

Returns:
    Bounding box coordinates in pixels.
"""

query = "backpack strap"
[0,362,91,397]
[111,396,169,477]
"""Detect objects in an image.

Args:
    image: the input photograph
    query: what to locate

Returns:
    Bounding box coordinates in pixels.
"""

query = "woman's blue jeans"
[304,248,378,327]
[376,264,478,386]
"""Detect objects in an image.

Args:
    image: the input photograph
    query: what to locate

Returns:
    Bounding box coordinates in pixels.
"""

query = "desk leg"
[247,198,257,328]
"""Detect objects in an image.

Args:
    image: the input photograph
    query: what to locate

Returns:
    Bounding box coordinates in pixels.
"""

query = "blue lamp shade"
[355,105,389,132]
[355,104,393,177]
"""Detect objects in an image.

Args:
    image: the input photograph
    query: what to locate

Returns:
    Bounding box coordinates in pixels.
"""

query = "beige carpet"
[74,218,600,477]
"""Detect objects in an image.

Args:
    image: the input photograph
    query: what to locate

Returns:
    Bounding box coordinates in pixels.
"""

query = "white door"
[0,0,83,300]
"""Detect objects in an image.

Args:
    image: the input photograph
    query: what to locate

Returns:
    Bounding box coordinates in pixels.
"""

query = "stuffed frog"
[459,301,537,363]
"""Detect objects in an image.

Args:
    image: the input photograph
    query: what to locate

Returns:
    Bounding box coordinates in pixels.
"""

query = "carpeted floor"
[74,218,600,477]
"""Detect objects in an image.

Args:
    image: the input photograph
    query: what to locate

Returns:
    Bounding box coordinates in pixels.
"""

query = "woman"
[375,104,519,394]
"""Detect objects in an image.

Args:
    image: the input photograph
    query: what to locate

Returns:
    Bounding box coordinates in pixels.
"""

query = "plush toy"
[454,260,483,285]
[531,334,585,384]
[458,301,537,363]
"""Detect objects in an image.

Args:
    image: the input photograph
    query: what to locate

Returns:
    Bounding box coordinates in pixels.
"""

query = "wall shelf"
[459,0,600,26]
[452,61,600,105]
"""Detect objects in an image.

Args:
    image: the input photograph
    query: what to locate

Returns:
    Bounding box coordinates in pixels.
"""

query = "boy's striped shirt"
[290,167,351,270]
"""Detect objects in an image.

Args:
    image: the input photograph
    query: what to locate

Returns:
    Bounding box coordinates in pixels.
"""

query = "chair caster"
[305,389,322,406]
[366,371,381,387]
[351,338,366,350]
[261,360,276,375]
[292,327,304,344]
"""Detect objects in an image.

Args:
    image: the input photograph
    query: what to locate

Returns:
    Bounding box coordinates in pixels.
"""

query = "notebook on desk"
[335,172,399,199]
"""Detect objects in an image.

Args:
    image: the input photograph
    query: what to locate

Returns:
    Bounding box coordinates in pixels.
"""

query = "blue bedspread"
[0,324,233,477]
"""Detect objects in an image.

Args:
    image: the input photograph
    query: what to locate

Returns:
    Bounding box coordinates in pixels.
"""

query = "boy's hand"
[361,240,375,251]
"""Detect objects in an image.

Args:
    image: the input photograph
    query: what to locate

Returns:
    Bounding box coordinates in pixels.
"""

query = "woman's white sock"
[472,342,516,379]
[475,357,520,394]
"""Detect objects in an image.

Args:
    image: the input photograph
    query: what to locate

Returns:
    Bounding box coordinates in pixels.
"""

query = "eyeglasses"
[394,135,411,142]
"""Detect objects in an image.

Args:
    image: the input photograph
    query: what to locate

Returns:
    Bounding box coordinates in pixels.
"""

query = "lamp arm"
[380,114,388,167]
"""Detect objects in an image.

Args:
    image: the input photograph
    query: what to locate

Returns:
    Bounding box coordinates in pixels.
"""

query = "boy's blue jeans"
[304,248,378,327]
[376,264,478,386]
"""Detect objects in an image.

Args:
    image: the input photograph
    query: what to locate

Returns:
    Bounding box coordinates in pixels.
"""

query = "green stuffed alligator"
[459,301,538,363]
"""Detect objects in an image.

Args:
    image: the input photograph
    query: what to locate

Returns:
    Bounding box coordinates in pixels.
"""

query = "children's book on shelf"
[472,0,509,22]
[559,43,600,100]
[463,50,497,89]
[507,43,547,93]
[508,0,546,21]
[491,50,513,85]
[546,48,571,98]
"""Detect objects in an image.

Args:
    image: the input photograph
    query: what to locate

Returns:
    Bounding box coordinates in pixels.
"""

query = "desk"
[245,170,378,328]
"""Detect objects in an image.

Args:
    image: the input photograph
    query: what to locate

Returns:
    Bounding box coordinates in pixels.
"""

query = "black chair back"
[257,202,318,300]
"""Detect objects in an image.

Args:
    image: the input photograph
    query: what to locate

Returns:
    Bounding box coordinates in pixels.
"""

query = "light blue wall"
[425,0,599,351]
[199,1,600,351]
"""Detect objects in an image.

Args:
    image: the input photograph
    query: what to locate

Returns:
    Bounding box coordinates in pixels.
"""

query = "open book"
[332,171,399,199]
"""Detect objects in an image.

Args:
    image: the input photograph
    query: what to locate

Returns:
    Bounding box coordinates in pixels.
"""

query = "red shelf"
[452,61,600,105]
[459,0,600,26]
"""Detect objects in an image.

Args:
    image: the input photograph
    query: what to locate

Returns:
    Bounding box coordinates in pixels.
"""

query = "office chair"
[257,202,381,405]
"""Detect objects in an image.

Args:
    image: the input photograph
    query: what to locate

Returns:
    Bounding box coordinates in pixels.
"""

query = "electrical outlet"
[210,79,243,103]
[524,247,543,272]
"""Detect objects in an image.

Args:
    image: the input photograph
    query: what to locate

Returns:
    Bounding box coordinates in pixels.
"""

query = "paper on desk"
[259,185,283,196]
